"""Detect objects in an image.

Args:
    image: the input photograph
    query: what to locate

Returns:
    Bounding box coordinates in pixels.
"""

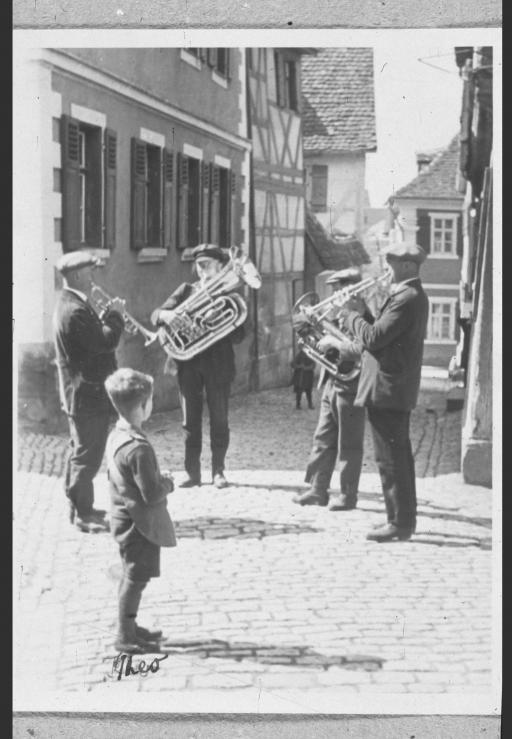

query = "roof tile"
[394,136,464,199]
[301,48,377,153]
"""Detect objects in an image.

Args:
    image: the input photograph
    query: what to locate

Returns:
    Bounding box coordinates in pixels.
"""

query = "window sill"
[136,247,168,263]
[428,253,459,259]
[212,70,229,88]
[87,248,111,260]
[424,339,457,345]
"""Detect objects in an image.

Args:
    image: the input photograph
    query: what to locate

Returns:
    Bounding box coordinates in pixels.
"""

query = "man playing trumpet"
[53,251,125,533]
[338,242,429,542]
[293,267,366,512]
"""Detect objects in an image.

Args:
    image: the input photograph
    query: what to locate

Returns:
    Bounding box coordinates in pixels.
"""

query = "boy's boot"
[115,578,158,654]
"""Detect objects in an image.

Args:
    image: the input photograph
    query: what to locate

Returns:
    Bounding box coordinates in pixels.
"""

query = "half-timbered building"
[246,48,314,388]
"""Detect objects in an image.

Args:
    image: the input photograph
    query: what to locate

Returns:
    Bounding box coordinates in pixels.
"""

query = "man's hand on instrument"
[316,335,343,354]
[343,295,366,315]
[158,309,178,326]
[106,297,126,317]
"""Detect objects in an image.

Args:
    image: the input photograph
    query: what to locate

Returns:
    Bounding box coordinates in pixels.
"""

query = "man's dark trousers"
[305,379,365,496]
[177,366,230,480]
[65,412,110,518]
[367,407,416,530]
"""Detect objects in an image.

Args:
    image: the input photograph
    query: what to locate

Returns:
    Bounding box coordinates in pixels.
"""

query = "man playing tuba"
[151,244,246,490]
[292,267,366,512]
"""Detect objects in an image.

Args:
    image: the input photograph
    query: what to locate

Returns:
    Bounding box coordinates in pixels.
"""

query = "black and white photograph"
[13,28,501,718]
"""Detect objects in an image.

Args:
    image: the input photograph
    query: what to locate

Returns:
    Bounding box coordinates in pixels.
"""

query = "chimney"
[416,152,433,173]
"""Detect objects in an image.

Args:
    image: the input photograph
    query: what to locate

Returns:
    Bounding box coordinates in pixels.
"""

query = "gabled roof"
[306,208,370,271]
[394,136,464,200]
[301,48,377,154]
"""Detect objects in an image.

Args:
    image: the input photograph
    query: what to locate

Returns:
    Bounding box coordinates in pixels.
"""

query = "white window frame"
[70,104,110,260]
[425,297,458,344]
[180,48,202,70]
[429,212,460,258]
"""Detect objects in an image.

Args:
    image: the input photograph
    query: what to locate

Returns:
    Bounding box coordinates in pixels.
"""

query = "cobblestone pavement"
[14,385,496,713]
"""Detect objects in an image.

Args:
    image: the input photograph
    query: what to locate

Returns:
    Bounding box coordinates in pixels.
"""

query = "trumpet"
[90,282,159,347]
[157,245,261,361]
[292,270,392,382]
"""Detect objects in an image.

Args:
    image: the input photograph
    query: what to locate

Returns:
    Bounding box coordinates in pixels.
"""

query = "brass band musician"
[53,251,125,533]
[292,267,366,511]
[151,244,246,489]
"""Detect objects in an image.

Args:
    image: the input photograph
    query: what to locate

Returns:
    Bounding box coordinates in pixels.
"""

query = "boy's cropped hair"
[105,368,154,415]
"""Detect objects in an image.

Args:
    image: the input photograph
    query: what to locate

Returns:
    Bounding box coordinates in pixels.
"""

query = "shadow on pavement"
[410,532,492,549]
[158,638,384,671]
[360,505,491,531]
[174,517,323,540]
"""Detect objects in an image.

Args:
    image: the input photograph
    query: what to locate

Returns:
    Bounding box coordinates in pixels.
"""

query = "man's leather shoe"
[366,523,413,542]
[292,490,328,507]
[74,515,110,533]
[328,493,357,511]
[213,473,229,489]
[114,637,160,654]
[136,624,163,641]
[179,477,201,488]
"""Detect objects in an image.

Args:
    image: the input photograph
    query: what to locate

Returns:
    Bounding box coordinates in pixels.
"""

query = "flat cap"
[56,251,103,275]
[384,242,427,264]
[326,267,363,285]
[191,243,229,264]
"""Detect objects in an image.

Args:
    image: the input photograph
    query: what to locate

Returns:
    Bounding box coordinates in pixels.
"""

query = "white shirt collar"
[391,277,418,294]
[64,286,88,303]
[115,418,146,439]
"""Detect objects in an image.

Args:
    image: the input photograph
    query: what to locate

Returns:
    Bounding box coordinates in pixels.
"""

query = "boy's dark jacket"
[106,421,177,547]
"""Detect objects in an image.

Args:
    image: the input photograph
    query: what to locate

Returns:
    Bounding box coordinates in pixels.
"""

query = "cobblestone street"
[14,384,496,713]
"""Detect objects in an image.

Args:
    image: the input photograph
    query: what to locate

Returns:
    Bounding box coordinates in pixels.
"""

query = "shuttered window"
[208,165,235,247]
[274,51,298,110]
[61,114,107,252]
[311,165,328,212]
[131,138,174,250]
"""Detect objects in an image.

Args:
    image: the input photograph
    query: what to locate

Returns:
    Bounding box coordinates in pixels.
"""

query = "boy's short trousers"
[111,518,160,581]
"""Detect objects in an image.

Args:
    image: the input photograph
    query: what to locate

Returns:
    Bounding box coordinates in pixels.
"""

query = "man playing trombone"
[292,267,366,512]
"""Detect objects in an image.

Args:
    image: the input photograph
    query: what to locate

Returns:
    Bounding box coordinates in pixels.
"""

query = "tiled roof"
[394,136,464,199]
[301,48,377,153]
[306,208,370,271]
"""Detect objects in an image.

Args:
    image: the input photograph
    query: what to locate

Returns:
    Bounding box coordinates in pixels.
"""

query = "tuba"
[157,245,261,361]
[292,270,392,383]
[90,283,160,347]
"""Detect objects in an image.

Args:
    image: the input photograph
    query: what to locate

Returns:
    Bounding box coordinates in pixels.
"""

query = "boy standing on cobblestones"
[53,251,125,534]
[105,369,176,654]
[293,268,366,512]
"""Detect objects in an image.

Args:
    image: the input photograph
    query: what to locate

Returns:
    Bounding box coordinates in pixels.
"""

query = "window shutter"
[226,49,232,80]
[311,165,328,212]
[416,209,431,253]
[456,215,463,258]
[131,138,147,250]
[207,48,218,68]
[162,149,174,250]
[104,128,117,250]
[210,165,220,245]
[201,162,210,242]
[177,153,189,249]
[61,115,81,252]
[226,171,236,246]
